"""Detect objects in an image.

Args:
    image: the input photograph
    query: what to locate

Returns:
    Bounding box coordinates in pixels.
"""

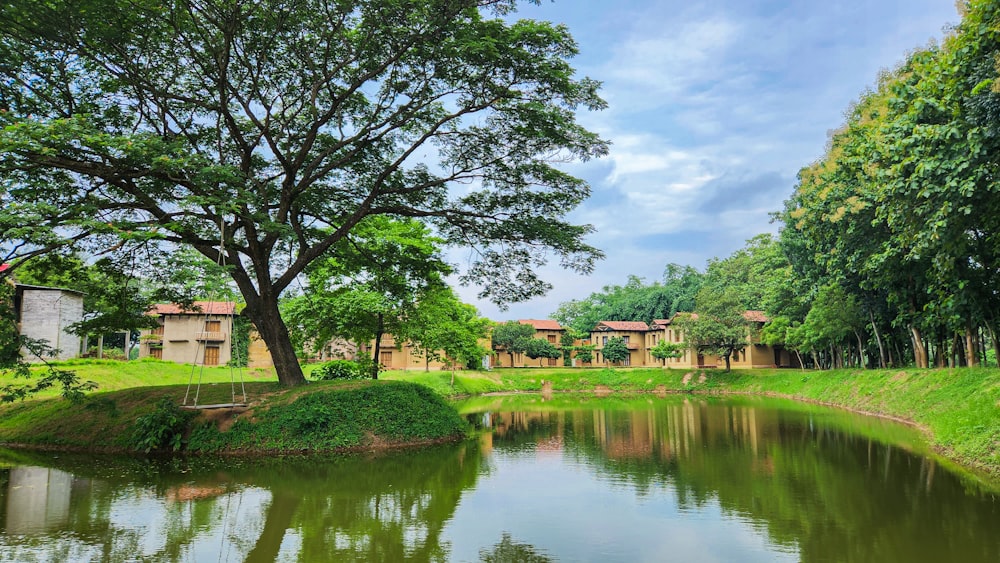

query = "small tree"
[559,329,579,366]
[601,336,629,366]
[649,340,683,366]
[524,338,561,367]
[678,287,753,372]
[575,344,595,365]
[491,321,536,367]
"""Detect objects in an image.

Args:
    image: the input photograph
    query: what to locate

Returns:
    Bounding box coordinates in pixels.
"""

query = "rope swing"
[182,219,248,410]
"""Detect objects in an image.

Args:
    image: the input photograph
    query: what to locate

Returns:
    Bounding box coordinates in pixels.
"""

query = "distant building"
[14,284,84,361]
[492,319,566,368]
[138,301,236,365]
[590,321,650,366]
[649,311,798,369]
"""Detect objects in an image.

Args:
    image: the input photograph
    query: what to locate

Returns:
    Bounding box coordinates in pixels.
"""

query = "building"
[492,319,566,368]
[590,321,650,366]
[361,333,489,371]
[138,301,236,365]
[14,284,85,361]
[649,311,797,369]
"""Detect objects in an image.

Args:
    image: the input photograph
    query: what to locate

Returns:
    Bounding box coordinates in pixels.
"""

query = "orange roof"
[150,301,236,316]
[519,319,563,331]
[594,320,650,332]
[650,318,671,329]
[743,310,769,323]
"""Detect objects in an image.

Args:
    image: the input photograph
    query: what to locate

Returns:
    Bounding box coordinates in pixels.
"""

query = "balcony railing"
[196,331,226,342]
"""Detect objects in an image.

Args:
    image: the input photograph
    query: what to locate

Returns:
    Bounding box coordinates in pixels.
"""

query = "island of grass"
[0,379,468,454]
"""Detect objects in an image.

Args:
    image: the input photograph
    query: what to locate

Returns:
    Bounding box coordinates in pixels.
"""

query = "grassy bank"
[0,378,467,454]
[407,365,998,479]
[2,360,997,478]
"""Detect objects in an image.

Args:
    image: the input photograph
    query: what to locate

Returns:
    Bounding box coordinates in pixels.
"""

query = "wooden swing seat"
[181,402,248,410]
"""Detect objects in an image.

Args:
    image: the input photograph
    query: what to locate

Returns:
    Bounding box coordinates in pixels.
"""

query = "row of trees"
[777,0,1000,369]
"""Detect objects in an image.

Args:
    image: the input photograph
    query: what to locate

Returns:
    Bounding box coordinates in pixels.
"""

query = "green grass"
[2,357,277,398]
[0,376,465,453]
[2,360,997,479]
[436,365,1000,479]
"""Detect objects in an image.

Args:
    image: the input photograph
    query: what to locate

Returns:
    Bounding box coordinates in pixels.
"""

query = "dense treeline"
[553,1,1000,369]
[779,0,1000,368]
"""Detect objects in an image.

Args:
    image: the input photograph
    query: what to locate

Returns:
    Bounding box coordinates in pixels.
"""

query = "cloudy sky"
[453,0,960,321]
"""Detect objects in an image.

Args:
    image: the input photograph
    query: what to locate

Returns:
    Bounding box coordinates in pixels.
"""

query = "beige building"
[138,301,235,365]
[362,333,490,371]
[650,311,797,369]
[492,319,565,368]
[590,321,649,366]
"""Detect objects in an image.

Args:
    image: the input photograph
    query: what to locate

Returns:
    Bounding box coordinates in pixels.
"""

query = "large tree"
[0,0,607,386]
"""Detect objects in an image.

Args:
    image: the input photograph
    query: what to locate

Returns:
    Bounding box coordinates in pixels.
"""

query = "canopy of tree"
[0,0,608,386]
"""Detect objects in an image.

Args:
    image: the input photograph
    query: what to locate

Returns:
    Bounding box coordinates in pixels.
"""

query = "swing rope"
[182,219,248,409]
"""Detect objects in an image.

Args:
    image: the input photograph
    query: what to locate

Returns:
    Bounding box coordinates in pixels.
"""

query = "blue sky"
[454,0,960,321]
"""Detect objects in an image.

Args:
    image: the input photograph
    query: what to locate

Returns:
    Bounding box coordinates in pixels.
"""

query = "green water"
[0,395,997,562]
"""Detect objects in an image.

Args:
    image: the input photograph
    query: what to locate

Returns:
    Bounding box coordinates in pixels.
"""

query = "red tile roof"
[743,310,769,323]
[594,320,650,332]
[650,319,671,329]
[519,319,563,331]
[150,301,236,316]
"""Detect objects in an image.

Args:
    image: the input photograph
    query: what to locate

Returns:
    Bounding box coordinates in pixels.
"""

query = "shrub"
[126,398,194,452]
[312,359,365,381]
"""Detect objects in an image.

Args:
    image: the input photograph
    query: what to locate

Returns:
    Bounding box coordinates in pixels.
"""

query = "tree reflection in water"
[1,396,999,562]
[0,443,482,562]
[463,395,1000,562]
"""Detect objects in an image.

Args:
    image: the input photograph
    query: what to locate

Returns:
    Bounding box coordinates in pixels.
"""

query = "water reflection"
[0,444,481,562]
[0,397,998,562]
[458,396,1000,562]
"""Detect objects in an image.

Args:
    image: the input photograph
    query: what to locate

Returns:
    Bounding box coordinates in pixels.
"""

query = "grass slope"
[412,365,998,479]
[2,360,996,479]
[0,378,466,454]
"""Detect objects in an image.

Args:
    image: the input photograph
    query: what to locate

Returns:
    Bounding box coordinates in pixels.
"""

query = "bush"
[312,359,366,381]
[126,398,194,452]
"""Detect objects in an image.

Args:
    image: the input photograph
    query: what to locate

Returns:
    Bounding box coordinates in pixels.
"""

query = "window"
[622,335,630,344]
[150,347,162,360]
[152,325,164,337]
[602,336,608,345]
[548,334,557,343]
[380,351,393,366]
[205,320,221,332]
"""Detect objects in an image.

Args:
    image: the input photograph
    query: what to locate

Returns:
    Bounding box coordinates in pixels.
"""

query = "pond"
[0,395,997,562]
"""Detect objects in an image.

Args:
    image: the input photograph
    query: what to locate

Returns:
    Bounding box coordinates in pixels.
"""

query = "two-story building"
[590,321,649,366]
[492,319,566,368]
[649,311,796,369]
[138,301,236,365]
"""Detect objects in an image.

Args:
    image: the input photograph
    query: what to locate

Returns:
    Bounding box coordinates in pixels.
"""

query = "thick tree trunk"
[372,313,384,380]
[247,297,307,386]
